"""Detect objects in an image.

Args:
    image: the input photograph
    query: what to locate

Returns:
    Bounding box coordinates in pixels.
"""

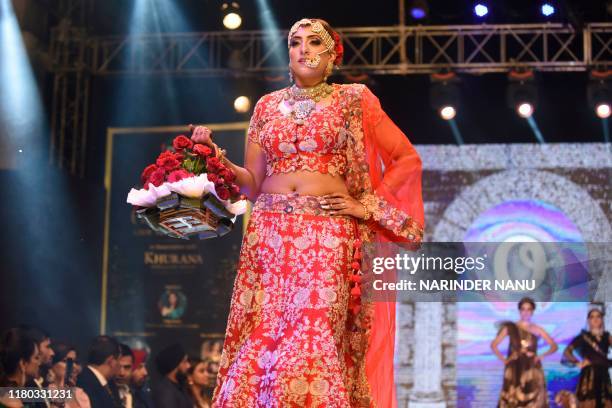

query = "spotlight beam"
[526,116,545,143]
[602,118,610,143]
[255,0,285,68]
[0,0,47,167]
[448,119,464,145]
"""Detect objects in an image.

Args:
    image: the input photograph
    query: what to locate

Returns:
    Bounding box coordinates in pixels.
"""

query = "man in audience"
[153,343,192,408]
[131,349,154,408]
[77,335,122,408]
[21,326,54,408]
[115,343,135,408]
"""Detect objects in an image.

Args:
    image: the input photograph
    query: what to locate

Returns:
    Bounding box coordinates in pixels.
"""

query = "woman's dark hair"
[0,328,37,386]
[587,308,604,319]
[518,297,536,311]
[51,341,77,366]
[187,357,207,376]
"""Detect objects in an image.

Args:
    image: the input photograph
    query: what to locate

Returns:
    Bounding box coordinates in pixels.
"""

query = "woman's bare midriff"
[259,171,349,196]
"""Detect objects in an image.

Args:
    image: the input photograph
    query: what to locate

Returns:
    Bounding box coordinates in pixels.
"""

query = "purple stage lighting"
[411,7,426,19]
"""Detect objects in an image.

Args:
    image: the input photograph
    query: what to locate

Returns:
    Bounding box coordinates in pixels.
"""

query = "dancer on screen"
[190,17,424,407]
[491,297,558,407]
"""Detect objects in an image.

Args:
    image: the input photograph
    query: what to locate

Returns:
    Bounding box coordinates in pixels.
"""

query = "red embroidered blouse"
[247,83,424,244]
[248,84,349,177]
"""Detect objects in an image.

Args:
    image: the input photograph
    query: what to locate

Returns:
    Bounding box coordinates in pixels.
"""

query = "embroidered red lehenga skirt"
[212,192,371,407]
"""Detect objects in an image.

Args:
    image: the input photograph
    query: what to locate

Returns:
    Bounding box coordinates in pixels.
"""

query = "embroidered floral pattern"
[248,83,423,243]
[212,193,372,407]
[247,86,348,177]
[217,83,425,407]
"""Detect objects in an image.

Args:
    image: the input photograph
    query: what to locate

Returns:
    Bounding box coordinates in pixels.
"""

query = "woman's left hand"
[319,193,366,219]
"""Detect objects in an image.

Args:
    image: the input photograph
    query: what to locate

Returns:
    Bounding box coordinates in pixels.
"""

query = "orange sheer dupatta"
[361,87,424,408]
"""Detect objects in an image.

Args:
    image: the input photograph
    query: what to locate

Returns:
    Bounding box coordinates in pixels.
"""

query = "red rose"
[172,135,193,151]
[206,173,219,184]
[215,177,225,187]
[206,157,222,172]
[156,151,181,171]
[167,169,194,183]
[174,151,185,162]
[146,167,166,187]
[216,186,230,200]
[333,31,344,65]
[230,183,240,195]
[141,164,158,184]
[219,168,236,183]
[193,144,213,158]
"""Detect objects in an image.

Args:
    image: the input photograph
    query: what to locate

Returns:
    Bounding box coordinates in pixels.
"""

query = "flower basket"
[127,129,248,240]
[137,192,236,240]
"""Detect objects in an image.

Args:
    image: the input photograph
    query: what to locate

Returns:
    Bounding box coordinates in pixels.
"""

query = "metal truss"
[49,1,92,176]
[52,23,612,76]
[49,22,611,176]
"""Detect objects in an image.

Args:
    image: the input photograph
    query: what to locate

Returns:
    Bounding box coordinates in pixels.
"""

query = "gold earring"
[324,61,333,81]
[288,64,294,83]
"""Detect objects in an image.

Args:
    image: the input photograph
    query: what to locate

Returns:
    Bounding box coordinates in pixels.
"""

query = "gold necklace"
[288,82,334,102]
[283,82,334,125]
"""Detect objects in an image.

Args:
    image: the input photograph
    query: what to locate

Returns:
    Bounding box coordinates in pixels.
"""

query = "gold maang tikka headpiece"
[287,18,335,54]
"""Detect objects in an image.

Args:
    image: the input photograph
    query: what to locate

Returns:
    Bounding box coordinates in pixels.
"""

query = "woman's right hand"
[579,359,591,369]
[504,352,518,365]
[189,125,213,146]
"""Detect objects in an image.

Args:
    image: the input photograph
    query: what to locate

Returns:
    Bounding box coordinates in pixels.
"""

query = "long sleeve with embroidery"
[345,85,424,243]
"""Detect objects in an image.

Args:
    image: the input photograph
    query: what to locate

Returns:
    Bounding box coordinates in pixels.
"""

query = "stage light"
[222,2,242,30]
[596,103,611,119]
[430,73,460,118]
[506,71,544,142]
[541,3,555,17]
[587,74,610,120]
[223,13,241,30]
[507,71,538,118]
[517,102,534,118]
[233,96,251,113]
[430,73,464,143]
[474,3,489,17]
[440,106,456,121]
[409,0,428,20]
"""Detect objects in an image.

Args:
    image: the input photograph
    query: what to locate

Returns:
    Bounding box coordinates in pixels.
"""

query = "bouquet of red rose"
[127,130,247,239]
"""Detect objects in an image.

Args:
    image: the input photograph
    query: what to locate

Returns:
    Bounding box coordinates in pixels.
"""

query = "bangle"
[212,143,227,161]
[360,202,371,221]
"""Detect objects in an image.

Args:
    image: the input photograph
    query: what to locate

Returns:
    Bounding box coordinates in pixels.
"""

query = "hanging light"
[222,2,242,30]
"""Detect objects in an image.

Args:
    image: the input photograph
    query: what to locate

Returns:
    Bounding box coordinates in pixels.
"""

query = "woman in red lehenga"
[192,18,424,407]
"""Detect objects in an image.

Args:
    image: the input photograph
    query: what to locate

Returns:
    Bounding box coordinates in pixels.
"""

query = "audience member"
[152,344,191,408]
[115,344,134,408]
[21,326,53,408]
[187,358,212,408]
[0,328,39,408]
[76,336,122,408]
[130,350,153,408]
[47,342,91,408]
